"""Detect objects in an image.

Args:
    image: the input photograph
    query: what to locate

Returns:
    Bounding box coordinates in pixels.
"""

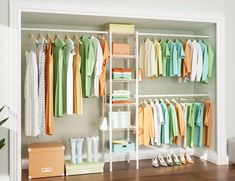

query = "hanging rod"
[138,94,211,98]
[21,28,209,38]
[21,27,109,34]
[138,32,210,39]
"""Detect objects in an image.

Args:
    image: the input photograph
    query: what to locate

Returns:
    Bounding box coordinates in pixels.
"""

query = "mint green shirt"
[175,40,185,77]
[80,35,96,98]
[160,101,169,144]
[198,40,209,83]
[167,40,177,77]
[194,103,204,147]
[186,103,194,148]
[167,103,179,144]
[53,39,65,117]
[204,41,214,83]
[160,40,170,77]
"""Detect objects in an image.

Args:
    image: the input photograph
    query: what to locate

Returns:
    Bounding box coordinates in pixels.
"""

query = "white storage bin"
[108,111,131,129]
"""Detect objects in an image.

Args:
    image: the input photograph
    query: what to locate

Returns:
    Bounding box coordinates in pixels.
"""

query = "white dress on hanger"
[24,47,39,136]
[64,39,75,114]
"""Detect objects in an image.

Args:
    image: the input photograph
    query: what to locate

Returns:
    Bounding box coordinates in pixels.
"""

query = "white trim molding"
[9,1,227,180]
[193,147,218,164]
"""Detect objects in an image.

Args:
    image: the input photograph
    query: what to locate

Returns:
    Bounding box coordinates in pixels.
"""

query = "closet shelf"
[105,103,136,107]
[111,55,136,59]
[112,79,137,83]
[108,125,136,132]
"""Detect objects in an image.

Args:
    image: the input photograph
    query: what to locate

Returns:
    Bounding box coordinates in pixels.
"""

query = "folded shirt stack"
[111,90,131,104]
[112,68,132,80]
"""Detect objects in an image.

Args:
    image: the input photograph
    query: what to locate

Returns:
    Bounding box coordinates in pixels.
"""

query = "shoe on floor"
[185,153,194,164]
[152,156,159,168]
[179,154,187,165]
[157,155,168,167]
[166,154,174,166]
[172,153,182,166]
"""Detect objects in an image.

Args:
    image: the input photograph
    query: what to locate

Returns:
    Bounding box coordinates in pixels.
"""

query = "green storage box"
[112,140,135,153]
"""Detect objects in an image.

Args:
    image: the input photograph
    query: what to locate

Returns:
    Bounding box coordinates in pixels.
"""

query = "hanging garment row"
[24,33,110,137]
[139,38,214,83]
[135,98,212,148]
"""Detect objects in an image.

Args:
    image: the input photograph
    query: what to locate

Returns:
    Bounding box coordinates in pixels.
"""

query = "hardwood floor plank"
[22,157,235,181]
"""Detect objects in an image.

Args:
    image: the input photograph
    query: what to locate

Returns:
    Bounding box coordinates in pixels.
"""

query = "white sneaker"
[99,117,108,131]
[152,156,159,168]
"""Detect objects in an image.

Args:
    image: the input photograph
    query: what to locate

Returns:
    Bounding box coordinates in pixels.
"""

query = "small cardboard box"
[28,142,65,179]
[107,23,135,33]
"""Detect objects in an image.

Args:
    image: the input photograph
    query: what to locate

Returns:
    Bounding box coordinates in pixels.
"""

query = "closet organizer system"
[22,25,215,172]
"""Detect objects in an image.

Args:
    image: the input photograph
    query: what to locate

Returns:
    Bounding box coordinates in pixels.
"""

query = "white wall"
[0,0,9,177]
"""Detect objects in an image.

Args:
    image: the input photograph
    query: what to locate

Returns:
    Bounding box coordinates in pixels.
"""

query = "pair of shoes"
[152,155,168,167]
[152,156,159,168]
[165,153,182,166]
[179,153,194,164]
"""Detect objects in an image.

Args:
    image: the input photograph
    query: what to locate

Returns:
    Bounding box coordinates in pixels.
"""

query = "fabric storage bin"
[28,142,65,179]
[109,111,131,129]
[107,23,135,33]
[112,43,131,55]
[112,140,135,153]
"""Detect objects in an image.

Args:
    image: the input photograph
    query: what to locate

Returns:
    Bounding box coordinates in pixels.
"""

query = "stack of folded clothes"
[112,68,132,80]
[112,90,131,104]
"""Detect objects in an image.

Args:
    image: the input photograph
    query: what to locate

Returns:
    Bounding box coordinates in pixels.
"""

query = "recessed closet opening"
[21,11,217,173]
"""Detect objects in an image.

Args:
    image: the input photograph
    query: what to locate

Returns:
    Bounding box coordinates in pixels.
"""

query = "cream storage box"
[28,141,65,179]
[107,24,135,33]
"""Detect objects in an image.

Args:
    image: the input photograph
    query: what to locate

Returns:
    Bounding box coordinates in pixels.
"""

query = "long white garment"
[190,40,203,82]
[25,49,39,136]
[154,100,164,145]
[91,37,103,97]
[139,39,156,77]
[65,39,75,114]
[195,42,203,82]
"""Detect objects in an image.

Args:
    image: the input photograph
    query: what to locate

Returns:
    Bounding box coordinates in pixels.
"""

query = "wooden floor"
[22,157,235,181]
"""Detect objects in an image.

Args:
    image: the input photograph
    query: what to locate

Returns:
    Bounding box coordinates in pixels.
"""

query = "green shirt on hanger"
[53,39,65,117]
[194,103,204,147]
[198,40,209,83]
[204,41,214,83]
[80,35,96,98]
[186,103,195,148]
[167,39,177,77]
[167,103,179,144]
[175,40,185,77]
[160,40,170,77]
[160,100,169,144]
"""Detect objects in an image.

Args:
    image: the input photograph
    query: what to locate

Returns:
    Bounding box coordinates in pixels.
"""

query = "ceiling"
[21,12,214,31]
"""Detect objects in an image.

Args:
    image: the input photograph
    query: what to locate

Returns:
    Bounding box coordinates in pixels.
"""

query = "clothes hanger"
[37,33,45,42]
[171,98,178,105]
[23,32,38,46]
[64,33,70,41]
[73,34,82,45]
[46,33,53,44]
[165,98,171,105]
[53,33,61,41]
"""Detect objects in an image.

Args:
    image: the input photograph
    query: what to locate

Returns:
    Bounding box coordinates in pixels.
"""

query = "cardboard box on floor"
[28,141,65,179]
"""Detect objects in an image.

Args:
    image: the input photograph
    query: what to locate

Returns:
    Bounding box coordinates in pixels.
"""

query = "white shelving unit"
[107,31,139,171]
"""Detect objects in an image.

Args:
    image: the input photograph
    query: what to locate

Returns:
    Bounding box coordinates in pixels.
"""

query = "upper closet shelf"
[21,27,210,38]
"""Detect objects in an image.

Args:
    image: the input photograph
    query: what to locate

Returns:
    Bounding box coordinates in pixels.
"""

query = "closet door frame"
[9,1,226,180]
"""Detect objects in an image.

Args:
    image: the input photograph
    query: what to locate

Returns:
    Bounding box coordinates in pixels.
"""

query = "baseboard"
[193,147,218,164]
[22,146,193,169]
[0,176,9,181]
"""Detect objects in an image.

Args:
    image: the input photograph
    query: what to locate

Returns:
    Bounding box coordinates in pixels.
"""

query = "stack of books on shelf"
[112,68,132,81]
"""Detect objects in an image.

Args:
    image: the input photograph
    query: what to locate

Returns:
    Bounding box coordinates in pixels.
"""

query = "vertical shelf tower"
[108,31,139,171]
